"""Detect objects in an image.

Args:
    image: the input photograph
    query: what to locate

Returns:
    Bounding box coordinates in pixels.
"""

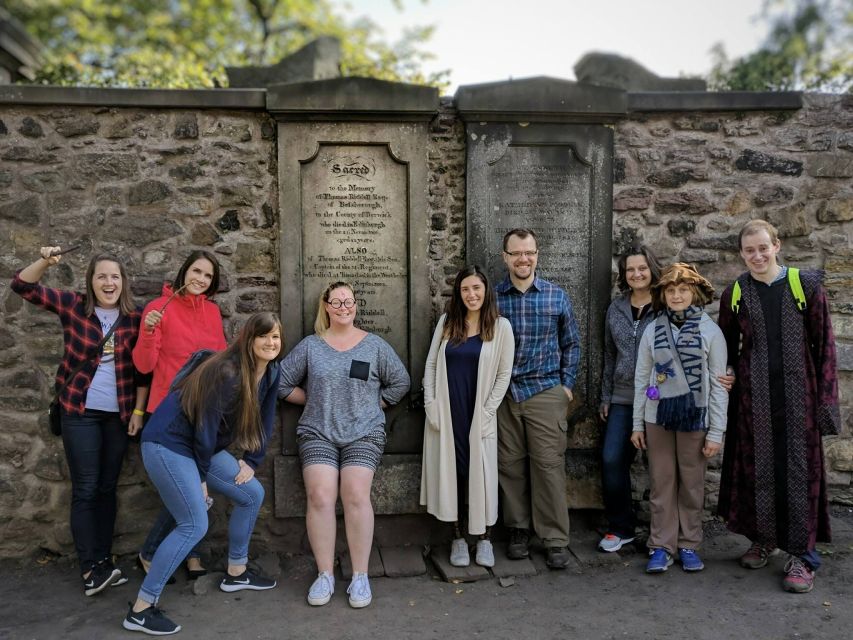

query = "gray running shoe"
[450,538,470,567]
[475,539,495,568]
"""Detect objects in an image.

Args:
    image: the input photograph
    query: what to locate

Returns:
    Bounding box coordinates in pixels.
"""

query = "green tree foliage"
[708,0,852,92]
[5,0,447,88]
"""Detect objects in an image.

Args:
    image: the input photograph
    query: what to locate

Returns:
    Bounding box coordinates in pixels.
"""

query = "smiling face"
[91,260,123,309]
[252,324,282,364]
[664,282,694,313]
[325,286,357,329]
[459,274,485,312]
[502,234,538,282]
[740,229,781,279]
[183,258,215,296]
[624,254,652,293]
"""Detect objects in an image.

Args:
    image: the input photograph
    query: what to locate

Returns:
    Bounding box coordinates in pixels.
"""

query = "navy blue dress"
[445,335,483,478]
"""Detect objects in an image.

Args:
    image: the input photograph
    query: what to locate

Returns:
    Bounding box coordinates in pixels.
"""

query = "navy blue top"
[142,352,280,480]
[445,335,483,477]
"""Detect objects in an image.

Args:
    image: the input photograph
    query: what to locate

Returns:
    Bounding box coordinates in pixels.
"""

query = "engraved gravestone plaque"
[301,144,408,361]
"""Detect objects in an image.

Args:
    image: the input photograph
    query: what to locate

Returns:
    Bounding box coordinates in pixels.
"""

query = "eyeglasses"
[504,250,538,259]
[326,298,356,309]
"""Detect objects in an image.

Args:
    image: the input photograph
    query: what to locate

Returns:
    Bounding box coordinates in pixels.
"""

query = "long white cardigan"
[419,314,514,534]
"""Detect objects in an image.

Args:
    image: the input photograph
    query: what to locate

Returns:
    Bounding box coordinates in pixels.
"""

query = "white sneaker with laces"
[347,572,372,608]
[450,538,470,567]
[475,539,495,567]
[307,571,335,606]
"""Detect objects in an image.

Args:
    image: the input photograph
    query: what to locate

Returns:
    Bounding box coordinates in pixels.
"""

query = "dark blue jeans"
[601,403,637,538]
[61,409,128,573]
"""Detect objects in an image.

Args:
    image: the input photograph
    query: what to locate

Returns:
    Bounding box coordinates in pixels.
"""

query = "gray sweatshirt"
[278,333,410,445]
[601,293,657,407]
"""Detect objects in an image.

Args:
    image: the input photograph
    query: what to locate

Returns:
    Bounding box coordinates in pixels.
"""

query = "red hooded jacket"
[133,284,227,412]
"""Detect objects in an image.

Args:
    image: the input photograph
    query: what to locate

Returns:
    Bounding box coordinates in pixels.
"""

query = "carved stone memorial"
[458,77,626,507]
[268,78,437,517]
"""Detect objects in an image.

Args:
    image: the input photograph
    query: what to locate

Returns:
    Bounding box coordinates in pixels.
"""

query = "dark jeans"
[601,403,637,538]
[61,408,128,574]
[140,507,202,562]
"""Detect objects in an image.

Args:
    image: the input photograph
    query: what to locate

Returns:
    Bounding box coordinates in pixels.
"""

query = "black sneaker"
[83,562,120,596]
[506,528,530,559]
[546,546,571,570]
[122,604,181,635]
[220,569,277,592]
[104,559,128,587]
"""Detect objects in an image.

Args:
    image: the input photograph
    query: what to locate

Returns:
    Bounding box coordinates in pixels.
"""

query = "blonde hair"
[739,219,780,249]
[653,262,715,311]
[314,281,355,335]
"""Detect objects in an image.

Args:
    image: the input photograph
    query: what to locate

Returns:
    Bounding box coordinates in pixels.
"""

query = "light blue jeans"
[139,443,265,604]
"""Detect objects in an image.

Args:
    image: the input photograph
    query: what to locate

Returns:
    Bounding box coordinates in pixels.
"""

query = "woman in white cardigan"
[420,265,514,568]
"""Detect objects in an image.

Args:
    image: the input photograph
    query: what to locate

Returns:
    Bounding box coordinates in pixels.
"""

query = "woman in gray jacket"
[598,245,662,552]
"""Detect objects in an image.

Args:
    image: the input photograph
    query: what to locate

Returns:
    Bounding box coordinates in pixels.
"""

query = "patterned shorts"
[297,428,386,471]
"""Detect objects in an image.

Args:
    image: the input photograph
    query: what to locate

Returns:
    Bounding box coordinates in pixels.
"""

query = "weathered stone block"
[826,438,853,472]
[734,150,803,176]
[50,110,100,137]
[2,147,58,163]
[71,153,139,181]
[0,169,12,189]
[667,218,696,237]
[168,163,205,181]
[173,114,199,140]
[219,184,254,207]
[765,202,812,238]
[817,197,853,223]
[18,117,44,138]
[235,243,273,273]
[235,290,277,313]
[0,195,42,223]
[679,249,719,264]
[648,166,709,188]
[110,215,183,246]
[806,154,853,178]
[129,180,171,205]
[654,190,715,215]
[20,171,64,193]
[753,184,795,206]
[613,187,653,211]
[190,222,222,246]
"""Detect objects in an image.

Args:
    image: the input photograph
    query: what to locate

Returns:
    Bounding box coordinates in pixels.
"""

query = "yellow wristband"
[133,409,145,417]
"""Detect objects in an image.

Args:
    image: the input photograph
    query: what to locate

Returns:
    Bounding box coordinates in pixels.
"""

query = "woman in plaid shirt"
[12,246,148,597]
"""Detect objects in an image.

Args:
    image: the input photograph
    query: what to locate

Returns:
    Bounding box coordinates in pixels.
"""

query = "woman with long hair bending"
[279,282,410,609]
[420,265,514,568]
[11,247,147,596]
[123,312,282,636]
[133,250,227,580]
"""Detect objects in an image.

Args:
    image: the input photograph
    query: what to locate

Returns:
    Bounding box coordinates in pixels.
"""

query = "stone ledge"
[628,91,802,112]
[0,85,267,109]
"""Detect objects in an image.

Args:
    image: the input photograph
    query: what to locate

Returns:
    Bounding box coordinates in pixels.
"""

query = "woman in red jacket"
[133,250,226,579]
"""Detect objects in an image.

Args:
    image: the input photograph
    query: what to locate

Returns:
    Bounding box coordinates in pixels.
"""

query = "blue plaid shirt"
[496,275,581,403]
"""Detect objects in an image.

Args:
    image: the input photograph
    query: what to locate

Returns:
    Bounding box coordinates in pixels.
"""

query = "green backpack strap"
[730,280,742,313]
[788,267,807,311]
[730,268,806,314]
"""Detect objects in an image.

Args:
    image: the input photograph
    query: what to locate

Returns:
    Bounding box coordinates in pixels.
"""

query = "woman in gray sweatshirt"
[598,245,662,552]
[279,281,410,610]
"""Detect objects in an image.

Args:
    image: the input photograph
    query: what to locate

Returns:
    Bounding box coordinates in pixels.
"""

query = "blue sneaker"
[645,548,673,573]
[678,548,705,572]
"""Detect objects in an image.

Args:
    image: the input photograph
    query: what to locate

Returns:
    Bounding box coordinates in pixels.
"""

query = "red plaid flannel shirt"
[12,273,147,423]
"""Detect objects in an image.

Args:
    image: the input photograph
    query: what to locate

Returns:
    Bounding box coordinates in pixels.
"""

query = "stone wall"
[0,102,279,556]
[0,87,851,559]
[611,93,853,510]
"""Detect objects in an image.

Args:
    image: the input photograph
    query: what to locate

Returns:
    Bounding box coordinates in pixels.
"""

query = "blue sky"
[351,0,769,91]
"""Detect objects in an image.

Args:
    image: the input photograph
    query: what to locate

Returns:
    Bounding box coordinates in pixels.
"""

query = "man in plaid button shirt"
[495,228,580,569]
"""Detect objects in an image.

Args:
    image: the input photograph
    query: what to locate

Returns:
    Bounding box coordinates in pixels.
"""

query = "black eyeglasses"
[327,298,356,309]
[504,250,538,259]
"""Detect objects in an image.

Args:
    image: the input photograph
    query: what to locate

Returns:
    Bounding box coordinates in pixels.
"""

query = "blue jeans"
[61,409,128,573]
[600,404,637,538]
[139,444,265,604]
[140,507,202,562]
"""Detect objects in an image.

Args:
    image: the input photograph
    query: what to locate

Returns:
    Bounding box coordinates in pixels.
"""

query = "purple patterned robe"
[717,270,840,555]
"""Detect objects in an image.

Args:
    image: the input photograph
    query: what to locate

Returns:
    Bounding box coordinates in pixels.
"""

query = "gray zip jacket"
[600,293,656,407]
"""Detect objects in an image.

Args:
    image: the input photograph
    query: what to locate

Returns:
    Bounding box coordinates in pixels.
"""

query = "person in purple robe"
[717,219,840,594]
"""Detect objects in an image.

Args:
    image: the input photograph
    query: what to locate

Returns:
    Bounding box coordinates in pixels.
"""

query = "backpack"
[730,267,807,314]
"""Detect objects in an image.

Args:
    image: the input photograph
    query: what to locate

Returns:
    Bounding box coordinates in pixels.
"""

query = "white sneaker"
[598,533,635,553]
[475,539,495,567]
[450,538,470,567]
[347,572,372,608]
[307,571,334,606]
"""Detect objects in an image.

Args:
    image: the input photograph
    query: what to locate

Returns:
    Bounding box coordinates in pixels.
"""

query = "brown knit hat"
[652,262,715,309]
